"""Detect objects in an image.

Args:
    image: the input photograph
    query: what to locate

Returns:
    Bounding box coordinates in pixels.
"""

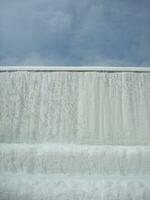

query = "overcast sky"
[0,0,150,66]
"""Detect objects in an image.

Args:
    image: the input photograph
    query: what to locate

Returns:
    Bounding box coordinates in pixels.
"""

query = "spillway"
[0,66,150,200]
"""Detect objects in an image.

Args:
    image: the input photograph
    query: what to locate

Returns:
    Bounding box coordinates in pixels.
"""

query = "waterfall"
[0,71,150,144]
[0,68,150,200]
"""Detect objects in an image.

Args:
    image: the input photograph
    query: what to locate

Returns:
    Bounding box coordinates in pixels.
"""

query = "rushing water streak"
[0,71,150,144]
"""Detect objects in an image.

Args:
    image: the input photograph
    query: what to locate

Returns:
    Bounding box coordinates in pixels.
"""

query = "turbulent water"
[0,144,150,176]
[0,71,150,144]
[1,173,150,200]
[0,70,150,200]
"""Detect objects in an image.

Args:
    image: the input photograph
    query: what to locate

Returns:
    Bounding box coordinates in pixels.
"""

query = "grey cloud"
[0,0,150,66]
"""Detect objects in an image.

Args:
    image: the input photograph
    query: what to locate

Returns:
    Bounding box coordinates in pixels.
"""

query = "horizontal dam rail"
[0,66,150,72]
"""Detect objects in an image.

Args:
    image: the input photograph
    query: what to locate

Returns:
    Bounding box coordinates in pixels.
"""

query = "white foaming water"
[0,71,150,144]
[0,173,150,200]
[0,69,150,200]
[0,144,150,176]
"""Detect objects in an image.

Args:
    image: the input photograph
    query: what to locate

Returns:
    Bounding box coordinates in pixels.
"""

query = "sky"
[0,0,150,66]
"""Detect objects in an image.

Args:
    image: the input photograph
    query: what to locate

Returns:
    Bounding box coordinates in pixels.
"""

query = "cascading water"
[0,68,150,200]
[0,71,150,144]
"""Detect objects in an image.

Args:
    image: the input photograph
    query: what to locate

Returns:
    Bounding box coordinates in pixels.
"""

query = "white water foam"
[0,71,150,144]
